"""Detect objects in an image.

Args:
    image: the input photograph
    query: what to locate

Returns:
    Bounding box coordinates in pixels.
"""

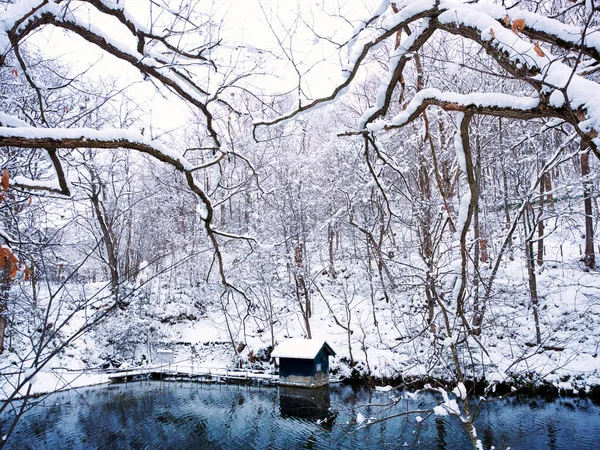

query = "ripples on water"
[2,381,600,449]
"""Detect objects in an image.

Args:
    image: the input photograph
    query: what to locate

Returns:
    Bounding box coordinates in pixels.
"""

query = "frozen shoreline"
[4,357,600,404]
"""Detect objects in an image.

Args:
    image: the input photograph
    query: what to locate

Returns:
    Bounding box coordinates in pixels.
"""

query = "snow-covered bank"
[1,369,110,401]
[2,224,599,404]
[3,354,599,405]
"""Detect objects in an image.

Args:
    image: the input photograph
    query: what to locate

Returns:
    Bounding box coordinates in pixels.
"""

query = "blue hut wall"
[279,357,314,377]
[279,349,330,379]
[314,350,329,374]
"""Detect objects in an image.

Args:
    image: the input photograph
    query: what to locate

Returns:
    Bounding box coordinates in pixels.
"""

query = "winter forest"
[1,0,600,448]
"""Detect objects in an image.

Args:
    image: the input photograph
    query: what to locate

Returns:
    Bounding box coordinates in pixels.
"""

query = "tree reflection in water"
[1,381,600,449]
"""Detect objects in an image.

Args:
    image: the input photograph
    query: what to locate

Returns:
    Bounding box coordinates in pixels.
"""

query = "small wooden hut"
[271,338,336,388]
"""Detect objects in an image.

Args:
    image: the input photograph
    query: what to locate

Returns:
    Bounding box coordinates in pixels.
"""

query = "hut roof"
[271,338,336,360]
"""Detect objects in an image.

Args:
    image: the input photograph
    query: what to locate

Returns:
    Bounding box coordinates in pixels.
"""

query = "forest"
[0,0,599,448]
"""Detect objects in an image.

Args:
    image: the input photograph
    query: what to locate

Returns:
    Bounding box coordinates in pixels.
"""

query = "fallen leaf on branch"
[1,169,9,191]
[512,18,526,34]
[533,42,545,57]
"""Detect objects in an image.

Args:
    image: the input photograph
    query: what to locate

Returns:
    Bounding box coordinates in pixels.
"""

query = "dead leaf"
[490,28,495,39]
[503,15,510,27]
[28,195,32,205]
[512,18,526,34]
[24,264,31,281]
[1,169,8,191]
[7,249,18,265]
[533,42,545,57]
[480,239,489,263]
[0,247,16,275]
[0,246,20,278]
[10,68,18,77]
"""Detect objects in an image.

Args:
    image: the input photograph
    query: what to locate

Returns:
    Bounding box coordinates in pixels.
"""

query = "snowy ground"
[2,226,600,401]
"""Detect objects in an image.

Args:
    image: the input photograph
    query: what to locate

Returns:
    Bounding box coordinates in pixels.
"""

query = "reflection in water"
[2,381,600,449]
[481,422,494,450]
[435,417,446,450]
[279,386,336,430]
[547,421,557,450]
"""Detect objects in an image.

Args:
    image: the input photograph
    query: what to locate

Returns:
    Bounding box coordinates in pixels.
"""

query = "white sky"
[29,0,379,140]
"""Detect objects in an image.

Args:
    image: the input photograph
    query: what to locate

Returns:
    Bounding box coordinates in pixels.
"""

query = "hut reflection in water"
[279,385,336,429]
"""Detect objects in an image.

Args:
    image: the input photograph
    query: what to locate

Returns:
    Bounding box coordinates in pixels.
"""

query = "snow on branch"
[11,175,63,194]
[0,112,33,128]
[0,0,222,147]
[253,1,440,130]
[358,18,435,129]
[434,3,600,154]
[483,4,600,63]
[364,89,549,133]
[257,1,600,159]
[0,127,194,170]
[1,126,223,214]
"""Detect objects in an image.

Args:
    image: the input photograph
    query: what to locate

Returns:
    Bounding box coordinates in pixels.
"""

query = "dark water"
[2,381,599,449]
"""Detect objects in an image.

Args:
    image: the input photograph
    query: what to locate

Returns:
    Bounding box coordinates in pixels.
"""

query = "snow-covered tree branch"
[256,0,600,159]
[0,0,253,288]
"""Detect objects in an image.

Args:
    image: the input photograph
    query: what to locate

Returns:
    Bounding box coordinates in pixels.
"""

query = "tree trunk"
[455,113,477,328]
[472,131,482,331]
[499,119,511,229]
[524,205,542,345]
[90,187,119,297]
[293,243,312,338]
[328,222,337,278]
[544,171,555,210]
[0,266,11,354]
[537,174,545,266]
[581,142,596,268]
[418,149,433,263]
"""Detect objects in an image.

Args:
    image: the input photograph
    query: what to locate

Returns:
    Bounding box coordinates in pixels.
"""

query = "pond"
[2,380,599,449]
